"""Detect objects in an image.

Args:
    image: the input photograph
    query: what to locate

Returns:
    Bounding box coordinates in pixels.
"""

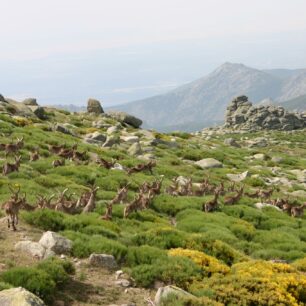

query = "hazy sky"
[1,0,306,105]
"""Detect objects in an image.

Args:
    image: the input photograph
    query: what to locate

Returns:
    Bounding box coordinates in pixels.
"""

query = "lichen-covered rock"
[23,98,38,106]
[108,111,142,128]
[102,135,119,148]
[88,253,118,270]
[87,98,104,114]
[54,123,72,135]
[154,285,194,306]
[127,142,142,156]
[28,106,46,119]
[0,287,45,306]
[84,131,107,144]
[224,138,240,147]
[39,231,72,255]
[225,96,306,131]
[195,158,223,169]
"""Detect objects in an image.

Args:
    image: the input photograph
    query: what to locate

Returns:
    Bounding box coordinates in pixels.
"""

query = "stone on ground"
[0,287,45,306]
[195,158,223,169]
[88,253,118,270]
[39,231,72,255]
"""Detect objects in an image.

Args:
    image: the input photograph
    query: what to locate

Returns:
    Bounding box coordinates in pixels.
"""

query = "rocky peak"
[225,96,306,131]
[87,98,104,114]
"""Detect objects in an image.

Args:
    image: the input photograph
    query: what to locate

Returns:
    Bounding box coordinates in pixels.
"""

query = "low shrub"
[63,231,127,261]
[131,256,202,289]
[0,258,74,303]
[126,245,167,266]
[21,209,65,231]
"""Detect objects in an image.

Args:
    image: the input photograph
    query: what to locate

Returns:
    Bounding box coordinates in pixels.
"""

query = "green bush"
[1,267,55,303]
[21,209,65,231]
[63,231,127,261]
[131,256,202,289]
[126,245,167,266]
[0,258,74,303]
[0,281,12,290]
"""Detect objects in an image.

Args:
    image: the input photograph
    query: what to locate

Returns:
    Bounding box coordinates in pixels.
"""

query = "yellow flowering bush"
[189,260,306,306]
[168,248,230,276]
[13,116,31,126]
[292,257,306,272]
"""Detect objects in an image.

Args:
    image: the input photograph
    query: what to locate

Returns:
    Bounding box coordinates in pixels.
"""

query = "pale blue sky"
[1,0,306,105]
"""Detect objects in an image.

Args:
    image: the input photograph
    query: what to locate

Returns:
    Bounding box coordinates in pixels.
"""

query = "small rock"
[154,285,195,306]
[195,158,223,169]
[111,163,125,171]
[128,142,142,156]
[115,270,124,280]
[85,131,107,143]
[248,137,268,148]
[102,136,119,148]
[54,124,72,135]
[227,171,249,182]
[120,135,139,143]
[39,231,72,255]
[114,279,131,287]
[224,138,240,147]
[253,153,266,161]
[107,125,121,134]
[88,253,118,270]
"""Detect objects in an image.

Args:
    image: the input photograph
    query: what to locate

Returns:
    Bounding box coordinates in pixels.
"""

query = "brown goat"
[0,137,24,157]
[2,155,21,175]
[30,150,40,162]
[291,203,306,218]
[203,190,220,213]
[224,186,244,205]
[82,186,100,213]
[52,159,65,168]
[110,184,129,205]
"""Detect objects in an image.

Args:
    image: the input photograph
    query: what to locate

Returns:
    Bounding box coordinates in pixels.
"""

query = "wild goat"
[2,185,25,231]
[123,194,142,218]
[58,148,74,159]
[54,188,78,214]
[109,184,129,205]
[96,157,115,169]
[0,137,24,157]
[139,190,155,209]
[36,194,55,209]
[203,190,220,213]
[2,155,21,175]
[290,203,306,218]
[73,150,87,162]
[101,203,113,220]
[127,160,156,175]
[245,190,260,199]
[224,186,244,205]
[82,186,100,213]
[259,188,274,203]
[52,159,65,168]
[48,144,65,154]
[30,150,40,162]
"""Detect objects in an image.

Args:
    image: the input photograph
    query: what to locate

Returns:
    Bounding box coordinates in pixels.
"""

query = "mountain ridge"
[110,63,306,131]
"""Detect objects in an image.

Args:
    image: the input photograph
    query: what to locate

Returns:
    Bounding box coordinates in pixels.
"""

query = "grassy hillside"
[0,107,306,305]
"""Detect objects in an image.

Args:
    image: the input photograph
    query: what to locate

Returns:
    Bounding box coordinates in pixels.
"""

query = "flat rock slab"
[88,253,118,270]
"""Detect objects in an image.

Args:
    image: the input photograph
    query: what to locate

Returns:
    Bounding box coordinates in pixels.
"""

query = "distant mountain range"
[109,63,306,131]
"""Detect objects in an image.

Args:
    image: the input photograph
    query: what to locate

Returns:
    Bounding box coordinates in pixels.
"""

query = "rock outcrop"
[0,287,45,306]
[87,98,104,114]
[107,111,142,128]
[22,98,38,106]
[0,94,7,103]
[39,231,72,255]
[225,96,306,131]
